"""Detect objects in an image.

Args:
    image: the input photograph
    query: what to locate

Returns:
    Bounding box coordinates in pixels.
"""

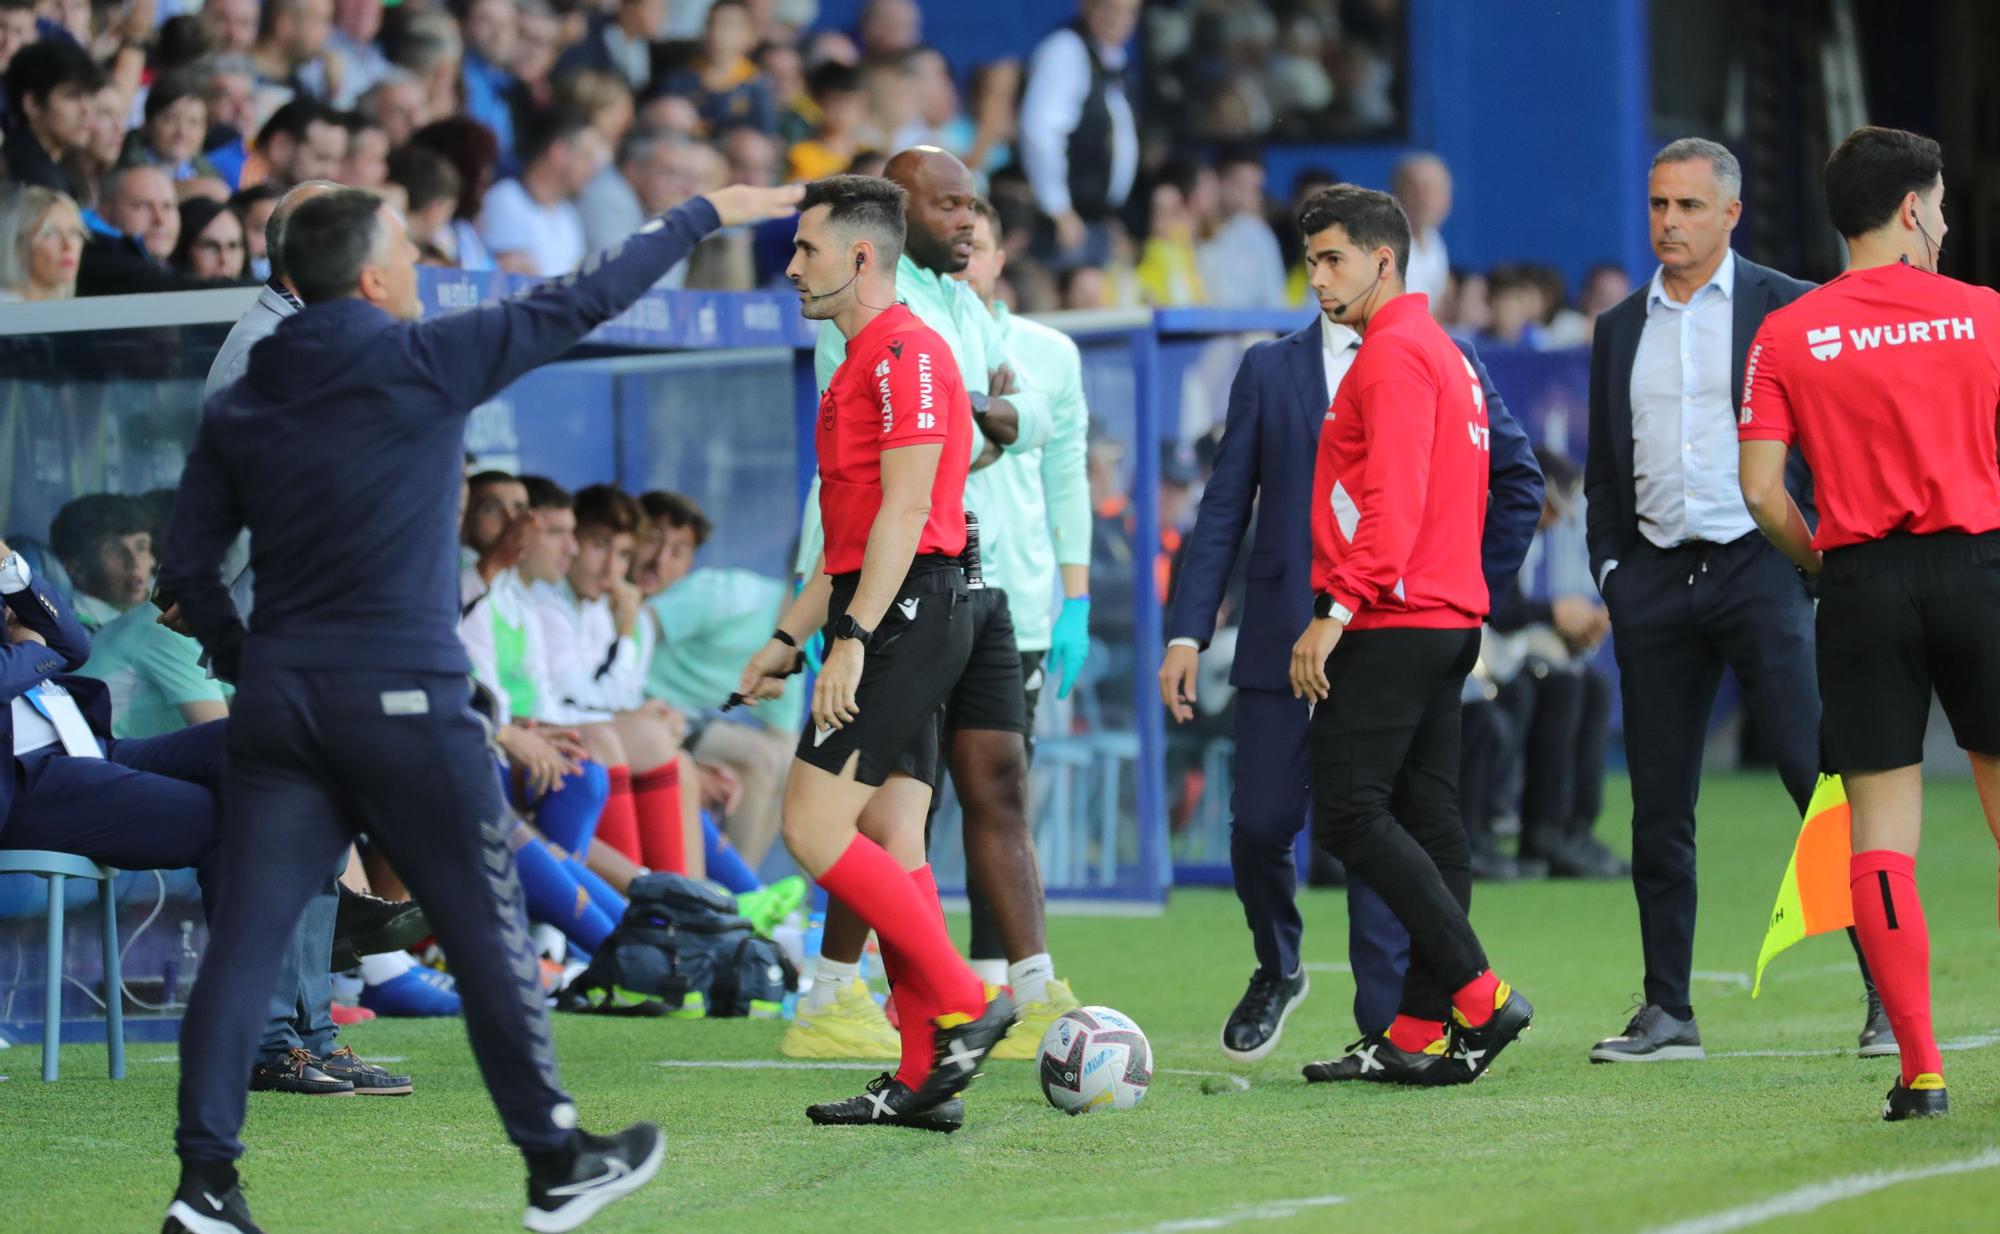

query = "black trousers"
[1519,664,1613,852]
[176,669,573,1166]
[1604,534,1817,1013]
[1309,626,1486,1022]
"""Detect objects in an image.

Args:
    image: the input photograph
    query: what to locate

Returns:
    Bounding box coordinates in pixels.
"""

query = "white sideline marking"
[1159,1067,1250,1092]
[655,1059,1252,1092]
[656,1059,880,1072]
[1712,1031,2000,1060]
[1692,970,1752,990]
[1113,1195,1346,1234]
[1640,1148,2000,1234]
[1301,962,1352,974]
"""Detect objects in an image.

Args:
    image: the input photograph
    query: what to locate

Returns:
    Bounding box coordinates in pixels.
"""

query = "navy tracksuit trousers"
[176,669,573,1164]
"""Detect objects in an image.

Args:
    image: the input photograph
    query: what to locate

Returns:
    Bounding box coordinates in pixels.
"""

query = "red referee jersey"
[1311,292,1492,628]
[1740,262,2000,550]
[815,303,973,575]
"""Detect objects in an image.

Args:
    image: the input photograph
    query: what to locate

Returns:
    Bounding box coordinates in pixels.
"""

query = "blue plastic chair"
[0,850,126,1081]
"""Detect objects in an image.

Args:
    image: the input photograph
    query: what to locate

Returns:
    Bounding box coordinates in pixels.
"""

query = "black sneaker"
[909,988,1016,1110]
[1858,990,1900,1059]
[524,1123,665,1234]
[806,1072,965,1132]
[1883,1075,1948,1122]
[162,1172,263,1233]
[329,887,429,971]
[1588,1004,1704,1063]
[249,1047,354,1095]
[1220,967,1309,1063]
[314,1045,413,1095]
[1438,983,1533,1081]
[1303,1032,1462,1085]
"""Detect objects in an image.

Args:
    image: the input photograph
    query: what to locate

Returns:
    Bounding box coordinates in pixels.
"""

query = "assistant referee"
[1739,125,2000,1123]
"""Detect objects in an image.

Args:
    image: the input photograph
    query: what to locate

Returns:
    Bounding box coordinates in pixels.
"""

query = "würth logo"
[1806,326,1842,361]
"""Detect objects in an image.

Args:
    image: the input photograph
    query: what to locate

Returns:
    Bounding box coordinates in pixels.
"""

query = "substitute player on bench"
[1739,125,2000,1122]
[739,174,1013,1132]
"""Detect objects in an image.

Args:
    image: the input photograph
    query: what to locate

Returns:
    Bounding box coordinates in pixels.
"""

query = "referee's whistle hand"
[812,640,865,730]
[704,184,806,228]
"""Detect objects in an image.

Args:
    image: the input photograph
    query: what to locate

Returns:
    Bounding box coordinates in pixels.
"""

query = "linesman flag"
[1751,774,1854,997]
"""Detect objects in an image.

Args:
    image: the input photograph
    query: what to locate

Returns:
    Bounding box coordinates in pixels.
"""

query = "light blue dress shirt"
[1628,248,1756,551]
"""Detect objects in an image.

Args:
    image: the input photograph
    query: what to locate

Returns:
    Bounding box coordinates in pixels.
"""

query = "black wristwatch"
[1313,593,1355,624]
[830,614,874,647]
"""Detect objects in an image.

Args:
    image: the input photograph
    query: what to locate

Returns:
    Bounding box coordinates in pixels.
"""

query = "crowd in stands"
[0,0,1628,326]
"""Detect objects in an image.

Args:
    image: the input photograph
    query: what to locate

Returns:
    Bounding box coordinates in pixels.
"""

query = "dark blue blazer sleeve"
[1166,342,1267,647]
[407,197,723,408]
[2,571,93,701]
[1459,338,1542,594]
[159,422,248,681]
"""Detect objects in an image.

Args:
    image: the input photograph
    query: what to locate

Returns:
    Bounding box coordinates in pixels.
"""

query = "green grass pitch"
[5,774,1998,1233]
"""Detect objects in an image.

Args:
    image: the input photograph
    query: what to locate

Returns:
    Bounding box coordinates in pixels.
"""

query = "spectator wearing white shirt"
[1392,151,1453,307]
[1198,146,1287,309]
[575,125,700,291]
[480,108,603,277]
[1020,0,1141,265]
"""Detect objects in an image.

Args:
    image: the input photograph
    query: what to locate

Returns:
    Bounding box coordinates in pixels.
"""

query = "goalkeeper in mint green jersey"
[776,150,1088,1068]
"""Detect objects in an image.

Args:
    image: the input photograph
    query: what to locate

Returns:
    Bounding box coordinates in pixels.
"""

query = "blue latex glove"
[1045,596,1091,700]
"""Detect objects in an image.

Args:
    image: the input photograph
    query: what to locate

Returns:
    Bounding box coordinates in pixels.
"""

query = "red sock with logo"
[1450,970,1503,1027]
[597,765,642,865]
[817,837,983,1021]
[1851,850,1942,1085]
[1387,1014,1445,1052]
[632,761,686,874]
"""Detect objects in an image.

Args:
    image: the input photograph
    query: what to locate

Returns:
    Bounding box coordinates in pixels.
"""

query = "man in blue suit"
[1,538,225,884]
[1582,138,1885,1063]
[1161,205,1544,1062]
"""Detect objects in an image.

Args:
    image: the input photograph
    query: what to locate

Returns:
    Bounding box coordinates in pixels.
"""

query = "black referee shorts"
[942,587,1031,736]
[796,555,971,788]
[1817,530,2000,772]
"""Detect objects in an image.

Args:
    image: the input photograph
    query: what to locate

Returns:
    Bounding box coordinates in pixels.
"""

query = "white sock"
[806,958,860,1011]
[359,950,417,987]
[1006,954,1055,1005]
[970,958,1009,990]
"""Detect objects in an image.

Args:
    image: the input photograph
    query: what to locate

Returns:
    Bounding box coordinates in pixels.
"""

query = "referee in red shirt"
[738,175,1013,1131]
[1286,187,1532,1086]
[1740,126,2000,1122]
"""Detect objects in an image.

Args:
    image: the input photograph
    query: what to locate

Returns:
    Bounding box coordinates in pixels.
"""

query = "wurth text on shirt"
[1805,316,1975,361]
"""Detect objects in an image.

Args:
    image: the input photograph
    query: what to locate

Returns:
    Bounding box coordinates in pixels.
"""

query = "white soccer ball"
[1037,1005,1153,1115]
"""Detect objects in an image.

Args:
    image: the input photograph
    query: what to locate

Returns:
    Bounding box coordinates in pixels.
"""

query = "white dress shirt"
[1628,249,1756,553]
[1405,226,1450,305]
[1167,316,1359,652]
[4,556,98,757]
[1019,26,1140,219]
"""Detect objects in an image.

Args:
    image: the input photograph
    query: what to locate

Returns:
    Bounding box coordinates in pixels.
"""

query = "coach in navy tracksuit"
[155,183,800,1234]
[1162,312,1542,1061]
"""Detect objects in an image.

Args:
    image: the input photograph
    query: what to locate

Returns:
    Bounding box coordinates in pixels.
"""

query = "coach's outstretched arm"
[411,185,804,409]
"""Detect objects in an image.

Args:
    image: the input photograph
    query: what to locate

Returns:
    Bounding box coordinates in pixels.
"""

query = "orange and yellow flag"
[1751,774,1855,997]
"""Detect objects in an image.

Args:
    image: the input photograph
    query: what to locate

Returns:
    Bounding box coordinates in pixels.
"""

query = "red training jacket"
[1310,292,1492,629]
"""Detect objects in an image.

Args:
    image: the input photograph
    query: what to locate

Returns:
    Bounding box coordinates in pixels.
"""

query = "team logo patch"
[888,340,905,359]
[1806,326,1842,361]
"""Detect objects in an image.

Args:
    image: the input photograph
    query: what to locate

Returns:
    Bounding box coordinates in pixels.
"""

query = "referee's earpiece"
[856,253,865,271]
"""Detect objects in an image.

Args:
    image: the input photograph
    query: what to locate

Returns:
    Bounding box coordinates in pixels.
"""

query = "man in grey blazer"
[1583,138,1887,1063]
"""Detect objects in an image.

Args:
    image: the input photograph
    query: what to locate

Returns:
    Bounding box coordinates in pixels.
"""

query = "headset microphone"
[1328,258,1391,318]
[805,253,868,302]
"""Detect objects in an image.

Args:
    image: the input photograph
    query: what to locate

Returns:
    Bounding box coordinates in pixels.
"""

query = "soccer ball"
[1037,1006,1152,1115]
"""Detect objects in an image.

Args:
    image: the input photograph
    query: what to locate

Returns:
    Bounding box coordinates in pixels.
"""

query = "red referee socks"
[632,761,686,874]
[1851,850,1941,1085]
[597,765,643,865]
[881,865,951,1089]
[1450,969,1503,1028]
[1387,1014,1445,1053]
[819,837,984,1026]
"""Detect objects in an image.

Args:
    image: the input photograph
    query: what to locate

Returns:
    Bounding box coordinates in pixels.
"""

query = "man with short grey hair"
[206,179,339,398]
[1582,137,1886,1064]
[578,126,705,284]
